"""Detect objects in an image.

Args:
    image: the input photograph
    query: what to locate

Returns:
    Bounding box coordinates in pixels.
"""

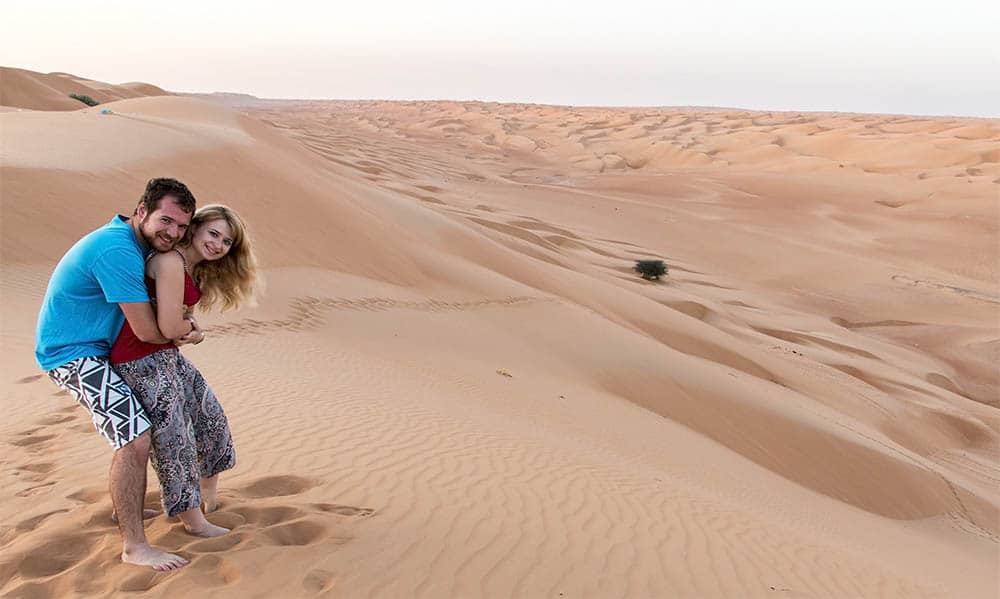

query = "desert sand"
[1,67,998,598]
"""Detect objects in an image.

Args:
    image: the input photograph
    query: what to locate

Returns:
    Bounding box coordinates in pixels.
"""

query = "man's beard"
[138,215,175,249]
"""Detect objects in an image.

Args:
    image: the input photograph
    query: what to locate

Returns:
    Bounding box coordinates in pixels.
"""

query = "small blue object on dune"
[100,109,112,115]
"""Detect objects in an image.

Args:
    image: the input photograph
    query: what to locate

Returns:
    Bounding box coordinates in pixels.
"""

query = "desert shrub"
[69,93,99,106]
[634,259,667,280]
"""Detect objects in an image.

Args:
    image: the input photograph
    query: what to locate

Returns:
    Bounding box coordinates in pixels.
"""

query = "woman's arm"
[147,252,194,340]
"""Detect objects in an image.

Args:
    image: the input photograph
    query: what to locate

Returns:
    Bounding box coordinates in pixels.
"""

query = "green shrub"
[69,93,99,107]
[634,259,667,280]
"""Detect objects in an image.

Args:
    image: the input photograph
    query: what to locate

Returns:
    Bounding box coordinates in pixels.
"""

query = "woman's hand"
[176,317,206,346]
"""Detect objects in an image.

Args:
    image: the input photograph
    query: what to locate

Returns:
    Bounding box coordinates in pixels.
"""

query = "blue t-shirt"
[35,215,151,370]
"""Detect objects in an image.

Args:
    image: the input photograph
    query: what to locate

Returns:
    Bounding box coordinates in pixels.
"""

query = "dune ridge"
[1,70,998,598]
[0,66,168,112]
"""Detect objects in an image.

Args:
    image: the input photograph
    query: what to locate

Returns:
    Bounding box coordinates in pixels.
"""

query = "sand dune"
[0,66,169,111]
[2,70,998,597]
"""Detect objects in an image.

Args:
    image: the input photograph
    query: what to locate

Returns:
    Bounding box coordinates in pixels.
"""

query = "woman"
[111,204,259,537]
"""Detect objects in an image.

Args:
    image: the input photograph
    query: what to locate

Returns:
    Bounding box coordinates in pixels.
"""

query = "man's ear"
[135,202,147,220]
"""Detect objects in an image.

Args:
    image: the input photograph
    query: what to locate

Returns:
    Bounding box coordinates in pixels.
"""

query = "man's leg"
[48,357,187,571]
[112,432,188,570]
[110,508,161,524]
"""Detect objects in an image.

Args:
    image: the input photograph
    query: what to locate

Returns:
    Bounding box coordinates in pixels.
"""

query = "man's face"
[135,196,192,252]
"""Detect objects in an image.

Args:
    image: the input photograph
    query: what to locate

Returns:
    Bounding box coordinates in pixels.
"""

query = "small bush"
[69,93,99,107]
[634,259,667,280]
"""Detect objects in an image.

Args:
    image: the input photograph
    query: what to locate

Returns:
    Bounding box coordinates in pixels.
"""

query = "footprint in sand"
[0,527,16,550]
[9,432,54,447]
[119,554,241,592]
[258,519,330,547]
[17,462,56,474]
[4,412,84,499]
[14,481,56,498]
[66,485,105,505]
[163,475,374,549]
[223,504,305,527]
[0,509,71,551]
[312,503,375,518]
[12,509,71,533]
[8,407,84,457]
[8,462,57,490]
[182,554,242,586]
[117,570,170,593]
[36,413,76,425]
[186,531,249,553]
[303,569,336,595]
[236,474,318,498]
[7,454,60,497]
[14,374,43,384]
[209,476,375,545]
[94,474,375,595]
[4,532,98,580]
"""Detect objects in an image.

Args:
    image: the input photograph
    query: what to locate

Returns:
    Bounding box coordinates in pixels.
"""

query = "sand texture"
[2,69,999,598]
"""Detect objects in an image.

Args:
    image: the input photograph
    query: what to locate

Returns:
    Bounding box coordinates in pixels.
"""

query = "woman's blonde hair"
[183,204,260,312]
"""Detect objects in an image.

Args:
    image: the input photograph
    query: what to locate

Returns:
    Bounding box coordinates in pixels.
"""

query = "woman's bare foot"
[178,506,229,537]
[112,508,161,524]
[121,543,188,571]
[184,521,229,537]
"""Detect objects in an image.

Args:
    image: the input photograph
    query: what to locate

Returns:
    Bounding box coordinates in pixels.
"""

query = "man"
[36,177,204,571]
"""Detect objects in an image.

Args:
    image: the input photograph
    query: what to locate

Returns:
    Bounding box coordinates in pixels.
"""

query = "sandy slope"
[1,74,998,598]
[0,66,168,111]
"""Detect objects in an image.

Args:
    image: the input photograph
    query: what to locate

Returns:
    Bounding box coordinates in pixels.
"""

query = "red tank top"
[110,270,202,364]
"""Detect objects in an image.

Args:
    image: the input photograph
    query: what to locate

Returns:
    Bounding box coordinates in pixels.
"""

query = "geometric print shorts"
[47,355,152,449]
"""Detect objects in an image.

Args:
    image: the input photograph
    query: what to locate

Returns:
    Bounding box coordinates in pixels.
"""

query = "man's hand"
[175,317,206,346]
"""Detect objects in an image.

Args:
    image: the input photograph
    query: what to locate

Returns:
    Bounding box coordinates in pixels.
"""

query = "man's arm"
[119,302,172,344]
[119,302,204,346]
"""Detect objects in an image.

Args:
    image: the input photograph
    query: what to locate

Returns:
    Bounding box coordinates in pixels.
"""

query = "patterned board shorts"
[48,356,152,449]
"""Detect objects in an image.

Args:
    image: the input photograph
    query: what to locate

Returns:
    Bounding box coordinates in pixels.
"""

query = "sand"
[1,67,998,598]
[0,67,168,112]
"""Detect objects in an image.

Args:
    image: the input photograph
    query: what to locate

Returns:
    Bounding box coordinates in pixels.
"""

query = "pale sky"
[3,0,999,116]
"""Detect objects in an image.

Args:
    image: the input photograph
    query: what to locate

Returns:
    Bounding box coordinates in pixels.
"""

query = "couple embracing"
[35,178,260,570]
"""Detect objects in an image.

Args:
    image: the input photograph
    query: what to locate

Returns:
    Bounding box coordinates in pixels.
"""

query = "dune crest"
[0,66,169,112]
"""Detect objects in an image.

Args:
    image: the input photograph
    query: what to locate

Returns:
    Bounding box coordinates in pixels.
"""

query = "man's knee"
[118,431,151,458]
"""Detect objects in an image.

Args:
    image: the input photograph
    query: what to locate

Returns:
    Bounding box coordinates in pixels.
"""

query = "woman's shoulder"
[146,249,185,277]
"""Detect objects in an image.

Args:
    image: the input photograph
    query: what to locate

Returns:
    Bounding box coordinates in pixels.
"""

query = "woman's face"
[192,218,235,262]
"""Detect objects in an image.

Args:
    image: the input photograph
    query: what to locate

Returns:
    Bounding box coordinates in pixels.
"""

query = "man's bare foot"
[121,544,188,571]
[183,521,229,538]
[112,508,160,524]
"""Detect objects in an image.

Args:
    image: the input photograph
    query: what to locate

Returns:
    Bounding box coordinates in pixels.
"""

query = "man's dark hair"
[135,177,196,216]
